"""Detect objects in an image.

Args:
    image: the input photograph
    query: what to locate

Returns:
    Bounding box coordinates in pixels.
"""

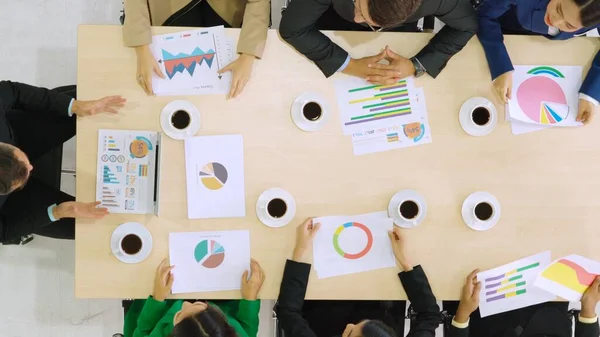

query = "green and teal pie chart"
[194,239,225,268]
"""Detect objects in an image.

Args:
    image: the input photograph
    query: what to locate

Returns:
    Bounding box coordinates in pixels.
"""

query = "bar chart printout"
[477,251,555,317]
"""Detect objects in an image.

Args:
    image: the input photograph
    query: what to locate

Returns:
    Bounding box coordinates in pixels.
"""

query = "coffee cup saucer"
[256,188,297,228]
[160,100,201,140]
[291,92,330,132]
[461,192,501,231]
[459,97,497,137]
[110,222,153,264]
[387,189,427,229]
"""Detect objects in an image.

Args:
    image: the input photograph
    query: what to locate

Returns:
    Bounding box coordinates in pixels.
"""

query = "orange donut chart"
[333,222,373,260]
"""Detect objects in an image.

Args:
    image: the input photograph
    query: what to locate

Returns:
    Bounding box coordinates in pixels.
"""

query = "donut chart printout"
[508,65,583,127]
[95,130,160,214]
[184,135,245,219]
[312,211,395,279]
[169,230,250,293]
[534,254,600,301]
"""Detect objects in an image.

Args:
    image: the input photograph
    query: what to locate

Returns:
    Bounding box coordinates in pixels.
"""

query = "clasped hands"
[343,46,416,85]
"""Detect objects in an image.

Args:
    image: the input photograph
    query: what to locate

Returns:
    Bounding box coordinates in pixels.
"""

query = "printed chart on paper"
[95,130,159,214]
[151,26,234,95]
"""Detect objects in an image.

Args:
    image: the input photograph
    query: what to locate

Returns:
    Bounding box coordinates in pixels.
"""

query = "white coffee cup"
[397,199,420,225]
[472,201,495,227]
[115,233,143,256]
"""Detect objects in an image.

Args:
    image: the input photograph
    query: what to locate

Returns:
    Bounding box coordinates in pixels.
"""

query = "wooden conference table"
[76,25,600,300]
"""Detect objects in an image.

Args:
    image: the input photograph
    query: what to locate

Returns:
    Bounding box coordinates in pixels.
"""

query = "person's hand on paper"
[135,44,165,95]
[493,71,513,104]
[241,259,265,300]
[53,201,109,220]
[152,259,175,302]
[342,50,401,83]
[388,227,412,271]
[367,47,415,85]
[581,275,600,318]
[576,98,597,125]
[71,96,127,117]
[218,53,255,99]
[455,269,481,323]
[292,218,321,263]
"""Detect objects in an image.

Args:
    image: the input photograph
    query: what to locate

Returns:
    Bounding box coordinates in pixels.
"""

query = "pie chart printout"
[194,240,225,268]
[516,76,568,125]
[199,162,228,190]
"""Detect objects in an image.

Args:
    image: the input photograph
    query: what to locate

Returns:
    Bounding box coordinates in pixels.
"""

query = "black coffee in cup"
[302,102,322,121]
[121,234,142,255]
[267,198,287,218]
[399,200,419,220]
[171,110,191,130]
[472,107,491,126]
[474,202,494,221]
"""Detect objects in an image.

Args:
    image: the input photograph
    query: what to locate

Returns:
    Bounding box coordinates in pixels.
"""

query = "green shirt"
[123,296,261,337]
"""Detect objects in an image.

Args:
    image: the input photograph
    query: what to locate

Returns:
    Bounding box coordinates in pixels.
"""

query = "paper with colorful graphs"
[477,251,555,317]
[534,254,600,301]
[507,65,583,135]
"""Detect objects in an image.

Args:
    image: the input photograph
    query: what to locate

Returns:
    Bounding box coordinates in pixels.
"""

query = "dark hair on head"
[368,0,423,27]
[169,305,238,337]
[575,0,600,27]
[0,144,28,195]
[362,320,396,337]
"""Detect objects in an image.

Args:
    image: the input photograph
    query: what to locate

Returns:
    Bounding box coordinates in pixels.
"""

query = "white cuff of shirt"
[48,204,58,222]
[451,317,470,328]
[337,55,351,72]
[68,98,75,117]
[579,93,599,106]
[579,315,598,324]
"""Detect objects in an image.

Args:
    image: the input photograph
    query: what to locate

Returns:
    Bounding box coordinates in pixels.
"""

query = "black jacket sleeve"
[399,265,443,337]
[446,324,470,337]
[275,260,318,337]
[279,0,349,78]
[575,317,600,337]
[414,0,478,78]
[0,81,72,117]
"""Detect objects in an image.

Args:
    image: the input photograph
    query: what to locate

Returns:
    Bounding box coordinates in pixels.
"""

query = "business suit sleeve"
[446,325,470,337]
[476,0,518,80]
[123,0,153,47]
[399,265,442,337]
[575,317,600,337]
[237,0,270,58]
[275,260,318,337]
[0,81,71,117]
[414,0,478,78]
[579,50,600,102]
[279,0,349,77]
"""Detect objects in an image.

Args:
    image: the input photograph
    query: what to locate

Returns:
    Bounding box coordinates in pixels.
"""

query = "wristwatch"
[410,57,426,78]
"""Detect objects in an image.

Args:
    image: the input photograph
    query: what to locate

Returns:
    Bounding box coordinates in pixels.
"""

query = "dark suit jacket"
[279,0,478,78]
[477,0,600,101]
[275,260,441,337]
[447,305,600,337]
[0,81,72,240]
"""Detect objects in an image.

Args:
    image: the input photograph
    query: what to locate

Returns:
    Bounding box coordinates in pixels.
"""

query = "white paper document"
[184,135,245,219]
[350,87,432,155]
[477,251,555,317]
[507,65,583,134]
[169,230,250,294]
[534,254,600,301]
[150,26,234,96]
[95,130,161,214]
[313,211,395,279]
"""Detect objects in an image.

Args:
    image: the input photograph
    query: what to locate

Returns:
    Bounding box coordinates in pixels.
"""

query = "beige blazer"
[123,0,270,58]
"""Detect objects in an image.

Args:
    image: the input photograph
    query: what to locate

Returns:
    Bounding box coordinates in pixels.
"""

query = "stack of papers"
[312,211,396,279]
[334,77,432,155]
[506,65,583,135]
